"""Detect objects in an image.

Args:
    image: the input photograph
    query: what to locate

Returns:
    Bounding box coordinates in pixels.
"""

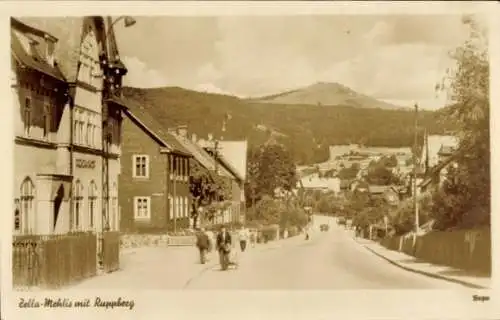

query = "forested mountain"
[122,86,455,165]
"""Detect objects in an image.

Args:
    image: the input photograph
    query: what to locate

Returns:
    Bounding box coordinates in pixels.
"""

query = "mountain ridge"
[121,85,454,165]
[246,82,406,110]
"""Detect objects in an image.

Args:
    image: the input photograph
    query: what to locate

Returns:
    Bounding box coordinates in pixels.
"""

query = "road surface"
[185,223,462,290]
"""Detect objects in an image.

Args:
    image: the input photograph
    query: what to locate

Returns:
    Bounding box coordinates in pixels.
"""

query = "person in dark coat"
[196,228,211,264]
[216,226,232,268]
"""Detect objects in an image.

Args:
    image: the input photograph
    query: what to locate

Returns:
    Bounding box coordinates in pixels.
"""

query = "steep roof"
[199,140,245,182]
[217,141,248,181]
[11,18,67,82]
[123,99,191,156]
[14,17,84,82]
[171,134,235,179]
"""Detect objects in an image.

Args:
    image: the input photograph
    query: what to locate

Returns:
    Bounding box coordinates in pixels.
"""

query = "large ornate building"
[11,16,131,235]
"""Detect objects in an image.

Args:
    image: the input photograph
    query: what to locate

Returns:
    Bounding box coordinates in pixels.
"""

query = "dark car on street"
[320,224,329,232]
[337,217,346,226]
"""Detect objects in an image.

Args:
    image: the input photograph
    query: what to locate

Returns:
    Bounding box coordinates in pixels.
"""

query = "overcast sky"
[114,14,475,110]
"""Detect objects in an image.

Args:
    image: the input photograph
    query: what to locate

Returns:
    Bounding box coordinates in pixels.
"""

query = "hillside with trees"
[122,85,455,166]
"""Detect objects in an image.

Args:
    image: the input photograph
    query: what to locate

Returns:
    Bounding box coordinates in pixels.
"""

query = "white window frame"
[133,196,151,220]
[132,155,150,178]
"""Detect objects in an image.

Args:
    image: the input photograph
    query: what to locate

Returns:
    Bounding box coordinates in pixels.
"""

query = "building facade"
[119,104,192,233]
[12,17,129,235]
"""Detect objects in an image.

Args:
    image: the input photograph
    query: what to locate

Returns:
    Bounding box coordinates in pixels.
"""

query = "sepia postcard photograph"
[1,1,498,320]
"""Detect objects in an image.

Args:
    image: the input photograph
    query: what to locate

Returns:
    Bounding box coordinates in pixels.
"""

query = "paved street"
[67,218,463,291]
[185,224,462,289]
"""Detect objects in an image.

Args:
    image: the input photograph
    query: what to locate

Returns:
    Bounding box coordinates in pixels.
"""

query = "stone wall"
[120,234,196,249]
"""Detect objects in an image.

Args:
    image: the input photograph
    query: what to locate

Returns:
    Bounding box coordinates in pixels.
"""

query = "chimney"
[177,125,188,138]
[191,133,197,143]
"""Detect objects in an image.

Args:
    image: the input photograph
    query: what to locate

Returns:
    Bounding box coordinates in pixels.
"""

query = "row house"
[119,102,192,233]
[198,138,247,225]
[12,17,130,235]
[172,130,244,228]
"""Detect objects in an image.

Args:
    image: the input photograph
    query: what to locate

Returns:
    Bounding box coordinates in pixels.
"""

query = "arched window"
[88,181,98,229]
[19,177,35,233]
[73,180,84,231]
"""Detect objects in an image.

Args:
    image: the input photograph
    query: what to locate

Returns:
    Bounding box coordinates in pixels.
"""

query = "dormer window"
[44,37,56,67]
[28,40,39,59]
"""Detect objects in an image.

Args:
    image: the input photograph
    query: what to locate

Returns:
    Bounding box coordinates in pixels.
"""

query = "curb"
[359,239,487,289]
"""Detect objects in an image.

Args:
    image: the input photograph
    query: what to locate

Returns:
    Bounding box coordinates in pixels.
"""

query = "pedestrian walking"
[238,227,249,252]
[249,230,256,248]
[216,226,232,270]
[195,228,211,264]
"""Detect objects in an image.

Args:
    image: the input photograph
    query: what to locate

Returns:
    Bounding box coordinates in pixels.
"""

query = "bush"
[288,226,298,237]
[260,224,279,242]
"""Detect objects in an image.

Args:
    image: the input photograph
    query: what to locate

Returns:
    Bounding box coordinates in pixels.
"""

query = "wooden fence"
[102,231,120,273]
[13,232,97,289]
[380,228,491,275]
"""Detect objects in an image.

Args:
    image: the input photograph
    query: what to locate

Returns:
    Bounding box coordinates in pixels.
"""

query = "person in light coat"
[238,227,249,252]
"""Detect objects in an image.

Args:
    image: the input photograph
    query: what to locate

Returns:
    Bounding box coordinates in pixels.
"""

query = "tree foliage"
[189,160,232,224]
[432,15,490,230]
[245,143,297,206]
[365,161,400,186]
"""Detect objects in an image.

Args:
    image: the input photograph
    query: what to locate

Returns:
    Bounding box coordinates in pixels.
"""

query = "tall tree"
[246,142,297,203]
[433,15,490,229]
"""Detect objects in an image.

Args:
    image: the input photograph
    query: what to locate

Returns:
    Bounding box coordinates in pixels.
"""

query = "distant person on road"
[249,230,256,248]
[216,226,232,268]
[196,228,211,264]
[238,227,249,252]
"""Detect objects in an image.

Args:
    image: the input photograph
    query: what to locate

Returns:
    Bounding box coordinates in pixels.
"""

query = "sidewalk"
[63,235,303,291]
[354,237,491,289]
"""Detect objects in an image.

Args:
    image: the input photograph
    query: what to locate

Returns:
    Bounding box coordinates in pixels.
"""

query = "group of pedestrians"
[195,225,255,269]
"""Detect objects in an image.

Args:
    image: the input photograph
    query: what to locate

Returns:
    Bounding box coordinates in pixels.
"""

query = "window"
[73,180,83,231]
[169,196,173,219]
[134,197,151,219]
[43,103,51,139]
[88,181,97,229]
[176,158,180,180]
[20,178,35,234]
[87,122,92,146]
[79,120,85,145]
[133,155,149,178]
[73,119,79,144]
[14,200,21,232]
[24,97,32,136]
[184,197,188,217]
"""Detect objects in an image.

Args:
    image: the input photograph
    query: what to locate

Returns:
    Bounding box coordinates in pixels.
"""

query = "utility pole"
[413,103,420,234]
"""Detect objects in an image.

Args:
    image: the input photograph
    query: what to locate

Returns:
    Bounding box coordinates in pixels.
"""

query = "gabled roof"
[123,100,191,156]
[438,145,456,156]
[171,134,235,180]
[13,17,84,82]
[11,19,66,82]
[216,141,248,181]
[418,144,471,188]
